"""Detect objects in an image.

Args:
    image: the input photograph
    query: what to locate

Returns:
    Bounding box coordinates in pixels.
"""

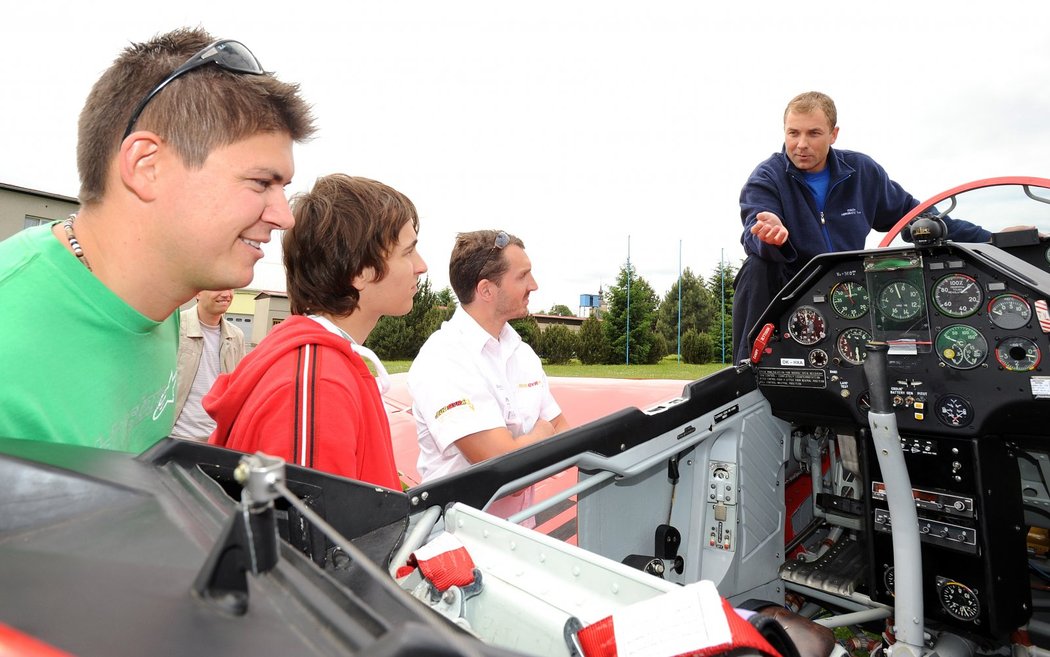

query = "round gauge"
[830,280,870,319]
[932,274,982,318]
[935,394,974,428]
[877,280,924,321]
[883,566,895,593]
[837,327,872,365]
[987,294,1031,330]
[857,391,871,415]
[1045,245,1050,265]
[808,349,829,368]
[935,324,988,370]
[939,580,980,622]
[788,306,827,345]
[995,337,1041,372]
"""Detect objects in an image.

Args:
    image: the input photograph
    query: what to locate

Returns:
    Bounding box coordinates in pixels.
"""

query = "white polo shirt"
[409,307,562,511]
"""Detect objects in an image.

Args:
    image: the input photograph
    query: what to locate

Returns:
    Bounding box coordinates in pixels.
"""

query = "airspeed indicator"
[830,280,870,319]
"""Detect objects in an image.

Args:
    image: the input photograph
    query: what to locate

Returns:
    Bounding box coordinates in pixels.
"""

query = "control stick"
[863,343,925,657]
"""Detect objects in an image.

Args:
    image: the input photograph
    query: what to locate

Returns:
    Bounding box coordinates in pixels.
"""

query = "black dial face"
[877,280,924,321]
[857,391,871,415]
[788,306,826,345]
[938,580,980,622]
[836,327,872,365]
[995,337,1041,372]
[935,394,974,428]
[988,294,1031,330]
[935,324,988,370]
[883,566,895,592]
[808,349,829,368]
[830,280,870,319]
[932,274,982,318]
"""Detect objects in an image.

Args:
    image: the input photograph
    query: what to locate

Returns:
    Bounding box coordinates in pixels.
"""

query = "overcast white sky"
[4,1,1050,313]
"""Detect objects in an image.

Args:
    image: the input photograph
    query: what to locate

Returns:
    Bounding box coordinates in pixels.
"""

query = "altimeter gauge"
[788,306,826,345]
[877,280,924,321]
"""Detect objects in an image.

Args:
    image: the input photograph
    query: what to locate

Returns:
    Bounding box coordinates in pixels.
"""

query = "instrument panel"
[752,243,1050,436]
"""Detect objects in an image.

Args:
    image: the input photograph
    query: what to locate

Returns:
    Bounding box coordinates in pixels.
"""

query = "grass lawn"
[383,355,730,380]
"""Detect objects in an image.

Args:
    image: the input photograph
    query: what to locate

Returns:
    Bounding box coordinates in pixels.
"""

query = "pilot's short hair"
[784,91,837,129]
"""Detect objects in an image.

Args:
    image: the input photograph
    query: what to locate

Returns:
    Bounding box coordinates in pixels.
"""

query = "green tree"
[577,314,609,364]
[366,277,446,359]
[435,286,458,320]
[601,263,659,365]
[547,304,575,317]
[681,329,715,364]
[510,315,541,350]
[541,324,577,364]
[655,267,716,357]
[648,332,669,364]
[706,261,738,363]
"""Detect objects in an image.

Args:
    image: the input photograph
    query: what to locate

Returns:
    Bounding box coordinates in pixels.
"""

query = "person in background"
[733,90,991,363]
[171,290,246,441]
[0,27,314,450]
[409,230,568,524]
[206,175,427,489]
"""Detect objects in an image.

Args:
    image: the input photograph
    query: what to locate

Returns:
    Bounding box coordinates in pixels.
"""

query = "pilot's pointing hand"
[752,211,789,247]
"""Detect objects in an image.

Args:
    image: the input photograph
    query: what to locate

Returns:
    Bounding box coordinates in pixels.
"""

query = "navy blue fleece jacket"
[739,146,990,268]
[732,147,991,363]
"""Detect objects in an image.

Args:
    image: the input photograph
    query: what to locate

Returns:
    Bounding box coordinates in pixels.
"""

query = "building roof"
[253,290,289,300]
[0,182,78,204]
[531,313,585,325]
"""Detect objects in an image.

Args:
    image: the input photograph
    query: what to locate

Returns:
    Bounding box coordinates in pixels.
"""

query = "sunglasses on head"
[481,231,511,275]
[122,39,266,140]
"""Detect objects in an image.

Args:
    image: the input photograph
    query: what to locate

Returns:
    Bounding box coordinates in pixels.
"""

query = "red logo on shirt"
[518,380,542,388]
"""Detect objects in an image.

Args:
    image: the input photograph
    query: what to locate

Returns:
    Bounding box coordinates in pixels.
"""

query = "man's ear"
[117,132,163,202]
[476,278,496,302]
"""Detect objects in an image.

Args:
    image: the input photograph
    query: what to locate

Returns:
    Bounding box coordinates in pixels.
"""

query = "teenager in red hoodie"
[205,175,427,489]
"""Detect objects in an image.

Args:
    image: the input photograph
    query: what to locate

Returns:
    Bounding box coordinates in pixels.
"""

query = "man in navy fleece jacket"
[732,91,991,363]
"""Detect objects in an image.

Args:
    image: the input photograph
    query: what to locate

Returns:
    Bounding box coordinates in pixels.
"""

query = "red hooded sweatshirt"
[205,315,400,490]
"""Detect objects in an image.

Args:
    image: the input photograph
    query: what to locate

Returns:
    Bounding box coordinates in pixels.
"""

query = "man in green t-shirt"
[0,28,315,452]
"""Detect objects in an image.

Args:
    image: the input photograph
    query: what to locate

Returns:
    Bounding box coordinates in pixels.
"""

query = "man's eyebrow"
[247,168,290,184]
[402,238,418,253]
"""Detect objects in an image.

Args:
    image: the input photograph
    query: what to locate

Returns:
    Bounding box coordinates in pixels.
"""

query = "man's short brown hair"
[449,230,525,305]
[784,91,837,130]
[77,26,315,204]
[284,175,419,317]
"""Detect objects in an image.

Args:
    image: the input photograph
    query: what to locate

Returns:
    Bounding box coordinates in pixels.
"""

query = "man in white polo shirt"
[409,230,568,523]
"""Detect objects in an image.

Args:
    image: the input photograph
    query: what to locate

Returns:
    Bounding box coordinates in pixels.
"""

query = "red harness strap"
[575,581,781,657]
[395,532,478,591]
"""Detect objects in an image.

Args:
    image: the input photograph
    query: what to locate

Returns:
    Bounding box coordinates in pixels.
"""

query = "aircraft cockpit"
[740,178,1050,652]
